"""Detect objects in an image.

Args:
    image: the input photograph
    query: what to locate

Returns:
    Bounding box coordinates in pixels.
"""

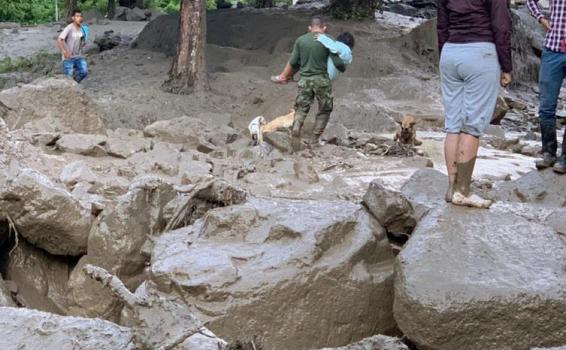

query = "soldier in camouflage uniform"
[288,17,346,151]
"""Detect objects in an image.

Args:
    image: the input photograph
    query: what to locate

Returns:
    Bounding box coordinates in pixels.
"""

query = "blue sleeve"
[317,35,352,64]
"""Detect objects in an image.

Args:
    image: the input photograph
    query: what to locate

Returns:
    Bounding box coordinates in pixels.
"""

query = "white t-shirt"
[58,24,84,59]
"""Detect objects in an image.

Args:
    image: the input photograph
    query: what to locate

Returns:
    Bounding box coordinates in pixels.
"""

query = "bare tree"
[63,0,78,20]
[107,0,116,19]
[162,0,209,94]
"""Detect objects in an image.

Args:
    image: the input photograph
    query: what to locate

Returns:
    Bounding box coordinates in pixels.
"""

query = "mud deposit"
[0,5,565,350]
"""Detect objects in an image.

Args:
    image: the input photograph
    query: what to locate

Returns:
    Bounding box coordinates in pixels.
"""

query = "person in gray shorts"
[437,0,512,209]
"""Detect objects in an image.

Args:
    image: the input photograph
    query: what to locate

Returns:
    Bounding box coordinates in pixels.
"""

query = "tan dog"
[394,115,422,146]
[248,109,295,145]
[262,109,295,134]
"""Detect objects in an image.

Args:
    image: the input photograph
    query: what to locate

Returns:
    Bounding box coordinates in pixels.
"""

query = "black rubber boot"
[535,123,557,170]
[553,132,566,174]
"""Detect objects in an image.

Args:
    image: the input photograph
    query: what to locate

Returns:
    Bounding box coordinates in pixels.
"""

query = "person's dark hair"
[337,31,355,49]
[310,16,325,28]
[72,9,82,16]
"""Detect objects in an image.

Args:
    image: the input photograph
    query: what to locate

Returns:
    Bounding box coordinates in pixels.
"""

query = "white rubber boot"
[451,192,492,209]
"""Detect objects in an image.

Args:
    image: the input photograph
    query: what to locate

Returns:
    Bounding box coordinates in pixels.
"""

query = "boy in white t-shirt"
[56,9,88,82]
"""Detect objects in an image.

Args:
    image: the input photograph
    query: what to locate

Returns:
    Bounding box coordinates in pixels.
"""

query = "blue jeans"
[539,48,566,128]
[62,57,88,83]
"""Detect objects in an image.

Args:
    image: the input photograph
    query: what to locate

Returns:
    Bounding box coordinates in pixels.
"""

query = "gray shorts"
[440,42,501,137]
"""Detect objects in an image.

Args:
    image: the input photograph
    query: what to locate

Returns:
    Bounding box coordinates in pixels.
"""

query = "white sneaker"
[451,192,492,209]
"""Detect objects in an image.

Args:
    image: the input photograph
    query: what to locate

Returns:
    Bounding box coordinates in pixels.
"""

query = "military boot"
[309,113,330,147]
[291,119,304,152]
[535,123,557,169]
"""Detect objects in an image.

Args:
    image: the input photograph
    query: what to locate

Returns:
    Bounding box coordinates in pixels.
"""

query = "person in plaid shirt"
[527,0,566,173]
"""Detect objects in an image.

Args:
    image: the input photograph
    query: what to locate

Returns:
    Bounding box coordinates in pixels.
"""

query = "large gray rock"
[0,168,91,256]
[59,160,96,187]
[126,7,149,21]
[394,205,566,350]
[55,134,108,157]
[0,78,106,134]
[363,180,416,238]
[67,177,176,320]
[4,239,70,314]
[143,116,217,152]
[400,168,448,219]
[511,8,546,84]
[0,277,15,307]
[151,197,396,350]
[494,169,566,207]
[0,307,134,349]
[316,335,409,350]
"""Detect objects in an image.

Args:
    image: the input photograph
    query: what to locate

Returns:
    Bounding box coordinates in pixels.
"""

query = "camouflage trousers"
[293,75,333,137]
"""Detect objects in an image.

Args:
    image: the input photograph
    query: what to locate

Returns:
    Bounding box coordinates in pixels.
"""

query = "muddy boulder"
[394,205,566,350]
[316,335,409,350]
[3,239,70,314]
[0,168,92,256]
[60,160,96,187]
[55,134,108,157]
[494,169,566,207]
[67,176,176,319]
[0,78,106,134]
[0,307,134,349]
[491,95,510,124]
[151,197,396,349]
[400,168,448,219]
[363,180,417,241]
[143,116,217,152]
[0,277,15,307]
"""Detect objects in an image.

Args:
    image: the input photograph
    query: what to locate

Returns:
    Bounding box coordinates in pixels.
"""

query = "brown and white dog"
[248,109,295,145]
[394,115,422,146]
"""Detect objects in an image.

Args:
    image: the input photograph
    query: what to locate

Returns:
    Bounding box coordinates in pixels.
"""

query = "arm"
[490,0,513,73]
[57,26,71,59]
[437,0,449,54]
[527,0,544,21]
[289,39,301,70]
[318,34,352,64]
[330,53,346,73]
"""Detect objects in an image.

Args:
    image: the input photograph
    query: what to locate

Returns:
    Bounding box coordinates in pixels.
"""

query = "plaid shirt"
[527,0,566,52]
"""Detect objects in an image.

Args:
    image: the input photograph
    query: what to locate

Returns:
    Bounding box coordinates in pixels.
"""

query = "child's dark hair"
[337,32,355,49]
[72,9,82,16]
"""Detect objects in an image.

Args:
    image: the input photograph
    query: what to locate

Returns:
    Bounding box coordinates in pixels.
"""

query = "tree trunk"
[163,0,209,94]
[63,0,78,21]
[328,0,379,19]
[107,0,116,19]
[136,0,145,8]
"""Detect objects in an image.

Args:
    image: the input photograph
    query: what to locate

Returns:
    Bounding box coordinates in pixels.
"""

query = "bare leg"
[452,133,491,208]
[444,133,459,202]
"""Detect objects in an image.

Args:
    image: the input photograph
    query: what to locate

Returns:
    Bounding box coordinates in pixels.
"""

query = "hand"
[540,17,552,32]
[501,72,512,87]
[63,50,71,59]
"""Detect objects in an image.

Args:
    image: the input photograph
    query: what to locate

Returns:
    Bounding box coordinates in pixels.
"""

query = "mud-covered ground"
[0,6,565,350]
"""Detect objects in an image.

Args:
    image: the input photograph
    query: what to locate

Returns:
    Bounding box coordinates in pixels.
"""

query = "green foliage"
[327,0,378,20]
[80,0,108,12]
[0,51,59,74]
[147,0,216,11]
[0,0,65,24]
